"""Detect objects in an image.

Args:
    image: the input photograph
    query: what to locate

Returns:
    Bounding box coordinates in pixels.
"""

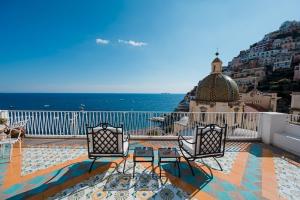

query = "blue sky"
[0,0,299,93]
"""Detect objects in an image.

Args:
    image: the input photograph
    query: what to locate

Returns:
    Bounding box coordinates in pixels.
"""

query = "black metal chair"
[86,123,129,173]
[178,124,227,176]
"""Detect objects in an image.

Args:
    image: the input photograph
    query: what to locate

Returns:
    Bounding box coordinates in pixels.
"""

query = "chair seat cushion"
[182,139,195,156]
[181,126,223,156]
[92,126,123,133]
[123,140,129,153]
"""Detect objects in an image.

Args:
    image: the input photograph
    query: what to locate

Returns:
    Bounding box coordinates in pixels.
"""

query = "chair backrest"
[86,123,124,155]
[194,124,227,157]
[10,119,28,131]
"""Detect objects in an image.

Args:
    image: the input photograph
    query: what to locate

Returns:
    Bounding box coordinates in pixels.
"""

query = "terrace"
[0,110,300,200]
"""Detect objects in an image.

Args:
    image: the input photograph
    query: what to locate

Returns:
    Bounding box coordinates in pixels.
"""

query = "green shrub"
[0,118,7,125]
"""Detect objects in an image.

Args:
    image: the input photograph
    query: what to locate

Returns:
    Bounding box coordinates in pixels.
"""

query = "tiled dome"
[195,55,240,102]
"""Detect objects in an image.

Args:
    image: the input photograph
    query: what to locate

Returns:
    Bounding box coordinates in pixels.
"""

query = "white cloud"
[96,38,109,45]
[118,39,147,47]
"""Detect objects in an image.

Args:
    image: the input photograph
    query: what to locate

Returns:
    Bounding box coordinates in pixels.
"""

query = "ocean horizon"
[0,93,184,111]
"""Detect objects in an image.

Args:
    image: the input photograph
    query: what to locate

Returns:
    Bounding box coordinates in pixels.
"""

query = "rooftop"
[0,138,299,200]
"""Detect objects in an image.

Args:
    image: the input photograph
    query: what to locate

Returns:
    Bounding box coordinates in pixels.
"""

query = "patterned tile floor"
[0,139,299,200]
[21,145,86,176]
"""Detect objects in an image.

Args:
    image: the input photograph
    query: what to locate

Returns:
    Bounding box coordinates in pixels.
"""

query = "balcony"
[0,110,299,199]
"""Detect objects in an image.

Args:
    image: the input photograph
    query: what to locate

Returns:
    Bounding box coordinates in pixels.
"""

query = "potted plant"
[0,117,8,125]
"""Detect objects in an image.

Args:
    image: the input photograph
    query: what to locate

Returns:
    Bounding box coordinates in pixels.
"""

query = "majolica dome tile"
[195,55,240,103]
[196,73,240,102]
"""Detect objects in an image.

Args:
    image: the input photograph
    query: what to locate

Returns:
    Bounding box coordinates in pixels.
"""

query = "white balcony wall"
[259,112,300,156]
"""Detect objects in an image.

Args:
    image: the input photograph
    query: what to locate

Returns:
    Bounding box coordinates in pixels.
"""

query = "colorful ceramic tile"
[274,156,300,200]
[1,140,300,200]
[49,160,189,200]
[21,146,86,176]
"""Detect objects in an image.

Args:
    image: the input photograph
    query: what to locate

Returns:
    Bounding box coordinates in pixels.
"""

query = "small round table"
[158,148,181,178]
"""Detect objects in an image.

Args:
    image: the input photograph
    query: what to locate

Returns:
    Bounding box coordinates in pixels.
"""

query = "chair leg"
[10,143,13,161]
[19,141,22,154]
[89,158,97,173]
[183,156,195,176]
[1,144,3,158]
[212,157,223,171]
[133,159,136,178]
[179,145,195,176]
[123,155,127,174]
[186,159,195,176]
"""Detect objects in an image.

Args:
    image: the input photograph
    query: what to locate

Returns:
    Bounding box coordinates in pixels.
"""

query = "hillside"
[176,21,300,113]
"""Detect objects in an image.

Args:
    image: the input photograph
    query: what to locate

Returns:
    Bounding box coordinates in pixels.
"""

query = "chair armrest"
[8,128,20,133]
[6,128,22,140]
[123,133,130,142]
[178,135,195,144]
[178,135,194,158]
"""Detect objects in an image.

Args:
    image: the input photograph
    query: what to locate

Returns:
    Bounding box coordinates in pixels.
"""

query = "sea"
[0,93,184,111]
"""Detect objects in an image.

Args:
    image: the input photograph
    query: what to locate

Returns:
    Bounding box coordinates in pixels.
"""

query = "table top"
[158,148,180,158]
[134,147,153,157]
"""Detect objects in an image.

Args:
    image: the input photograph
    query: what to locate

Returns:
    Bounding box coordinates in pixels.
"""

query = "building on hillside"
[222,66,232,76]
[296,38,300,49]
[259,49,288,66]
[279,21,300,32]
[272,38,282,48]
[242,67,265,80]
[228,57,242,69]
[189,54,244,113]
[273,53,293,71]
[290,92,300,115]
[239,50,250,62]
[294,64,300,81]
[234,76,256,93]
[265,30,281,40]
[281,36,296,50]
[250,40,272,53]
[240,89,279,112]
[293,52,300,63]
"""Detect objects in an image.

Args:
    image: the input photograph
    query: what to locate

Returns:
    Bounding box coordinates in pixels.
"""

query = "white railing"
[289,114,300,125]
[7,110,261,140]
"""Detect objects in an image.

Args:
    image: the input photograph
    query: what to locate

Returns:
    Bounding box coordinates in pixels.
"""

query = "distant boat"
[9,105,14,108]
[79,104,85,111]
[44,104,50,108]
[119,99,125,101]
[149,117,165,122]
[161,93,171,95]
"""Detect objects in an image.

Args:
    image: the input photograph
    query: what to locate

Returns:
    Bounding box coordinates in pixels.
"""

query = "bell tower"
[211,52,223,74]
